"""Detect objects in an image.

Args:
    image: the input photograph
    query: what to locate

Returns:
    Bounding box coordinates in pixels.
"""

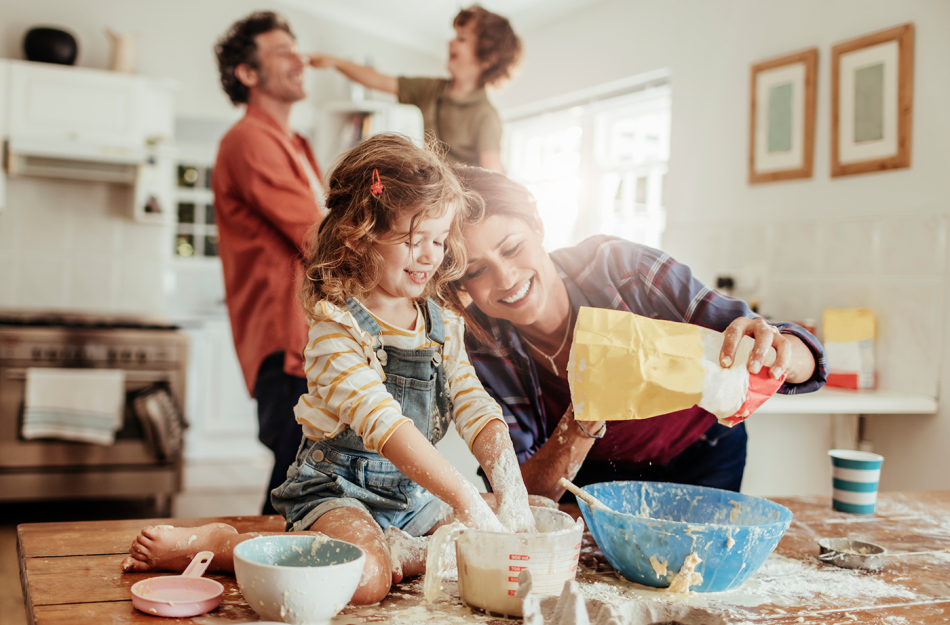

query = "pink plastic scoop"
[130,551,223,618]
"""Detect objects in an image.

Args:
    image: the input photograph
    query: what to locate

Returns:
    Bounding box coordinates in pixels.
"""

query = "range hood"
[4,135,146,184]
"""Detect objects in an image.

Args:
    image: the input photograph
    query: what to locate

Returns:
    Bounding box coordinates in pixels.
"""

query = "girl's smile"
[405,269,430,285]
[362,205,456,325]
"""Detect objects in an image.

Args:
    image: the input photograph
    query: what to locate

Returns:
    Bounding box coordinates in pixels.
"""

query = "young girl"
[121,133,536,605]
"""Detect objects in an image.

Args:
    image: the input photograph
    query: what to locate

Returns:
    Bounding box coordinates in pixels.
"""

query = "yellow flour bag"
[567,307,782,425]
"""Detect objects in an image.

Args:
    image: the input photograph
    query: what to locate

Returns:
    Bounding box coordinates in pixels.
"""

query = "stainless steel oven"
[0,313,188,514]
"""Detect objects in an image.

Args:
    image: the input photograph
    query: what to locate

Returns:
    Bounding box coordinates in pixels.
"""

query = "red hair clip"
[370,168,385,196]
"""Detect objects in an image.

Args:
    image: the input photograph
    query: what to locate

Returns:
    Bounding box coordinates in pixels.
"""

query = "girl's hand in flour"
[452,480,509,533]
[471,420,537,533]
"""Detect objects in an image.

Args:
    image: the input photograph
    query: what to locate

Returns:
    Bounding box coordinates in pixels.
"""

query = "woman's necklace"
[521,306,574,378]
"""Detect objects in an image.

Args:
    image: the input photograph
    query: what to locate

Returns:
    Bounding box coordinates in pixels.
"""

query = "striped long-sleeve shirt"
[293,299,504,453]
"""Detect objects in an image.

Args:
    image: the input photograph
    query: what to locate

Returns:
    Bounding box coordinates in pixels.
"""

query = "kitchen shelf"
[757,387,938,415]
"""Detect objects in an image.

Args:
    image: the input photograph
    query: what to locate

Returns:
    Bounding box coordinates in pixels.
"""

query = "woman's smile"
[500,278,533,304]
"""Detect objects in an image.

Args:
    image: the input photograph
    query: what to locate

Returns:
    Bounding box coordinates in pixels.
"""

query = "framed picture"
[831,23,914,177]
[748,48,817,184]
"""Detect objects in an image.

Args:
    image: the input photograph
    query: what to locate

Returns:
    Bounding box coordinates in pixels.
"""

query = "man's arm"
[307,55,398,95]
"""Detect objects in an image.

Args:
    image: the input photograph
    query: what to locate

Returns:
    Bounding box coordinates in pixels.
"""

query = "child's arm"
[470,420,536,533]
[380,422,506,533]
[441,311,536,532]
[306,54,398,95]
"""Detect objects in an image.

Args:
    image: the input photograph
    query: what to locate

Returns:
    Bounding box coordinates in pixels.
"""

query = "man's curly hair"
[454,5,522,88]
[214,12,293,105]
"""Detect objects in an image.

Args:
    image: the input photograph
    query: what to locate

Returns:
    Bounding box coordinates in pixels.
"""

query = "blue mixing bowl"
[579,481,792,593]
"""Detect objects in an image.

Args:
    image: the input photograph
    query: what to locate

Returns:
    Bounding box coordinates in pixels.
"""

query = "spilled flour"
[574,552,919,616]
[746,555,917,604]
[521,578,728,625]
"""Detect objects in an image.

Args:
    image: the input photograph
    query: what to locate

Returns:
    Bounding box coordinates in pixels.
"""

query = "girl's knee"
[312,507,393,605]
[350,547,392,605]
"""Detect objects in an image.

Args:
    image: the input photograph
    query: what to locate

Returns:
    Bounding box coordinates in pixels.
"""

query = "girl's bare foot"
[120,523,239,573]
[385,526,429,584]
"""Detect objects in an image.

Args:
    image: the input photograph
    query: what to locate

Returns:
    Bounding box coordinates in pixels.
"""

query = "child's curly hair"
[454,5,522,88]
[300,133,483,317]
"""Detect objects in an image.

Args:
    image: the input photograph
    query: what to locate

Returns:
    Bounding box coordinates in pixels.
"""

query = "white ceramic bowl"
[234,535,365,625]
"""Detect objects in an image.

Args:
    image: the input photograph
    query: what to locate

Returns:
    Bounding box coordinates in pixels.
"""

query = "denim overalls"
[272,298,453,536]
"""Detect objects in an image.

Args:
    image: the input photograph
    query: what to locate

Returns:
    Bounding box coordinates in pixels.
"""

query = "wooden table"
[17,492,950,624]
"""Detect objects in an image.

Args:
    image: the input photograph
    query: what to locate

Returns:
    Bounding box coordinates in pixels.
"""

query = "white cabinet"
[2,60,179,224]
[314,100,423,168]
[9,60,148,148]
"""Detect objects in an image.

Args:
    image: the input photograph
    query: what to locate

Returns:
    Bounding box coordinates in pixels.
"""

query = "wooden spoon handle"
[558,477,611,512]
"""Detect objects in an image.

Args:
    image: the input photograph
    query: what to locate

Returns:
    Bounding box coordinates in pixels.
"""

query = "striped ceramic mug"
[829,450,884,514]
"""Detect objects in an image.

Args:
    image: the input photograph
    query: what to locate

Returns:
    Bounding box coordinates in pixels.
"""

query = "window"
[505,78,670,251]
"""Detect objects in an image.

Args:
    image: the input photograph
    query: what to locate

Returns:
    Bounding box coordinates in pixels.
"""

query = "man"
[212,12,324,514]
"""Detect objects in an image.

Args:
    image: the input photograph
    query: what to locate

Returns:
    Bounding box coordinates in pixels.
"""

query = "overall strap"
[345,298,382,342]
[424,299,446,345]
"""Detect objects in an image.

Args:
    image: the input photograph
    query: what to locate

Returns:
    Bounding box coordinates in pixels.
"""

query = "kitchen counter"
[17,491,950,624]
[758,387,938,415]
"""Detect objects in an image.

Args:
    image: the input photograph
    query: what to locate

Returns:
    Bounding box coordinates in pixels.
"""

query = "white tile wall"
[664,212,948,497]
[0,177,172,315]
[663,213,948,398]
[819,220,877,275]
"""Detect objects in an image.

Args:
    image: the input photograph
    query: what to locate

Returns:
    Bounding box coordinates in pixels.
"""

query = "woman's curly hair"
[214,12,293,105]
[300,133,484,318]
[454,5,523,88]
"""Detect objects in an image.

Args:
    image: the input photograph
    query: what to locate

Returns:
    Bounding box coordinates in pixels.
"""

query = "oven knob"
[107,349,117,361]
[46,349,57,360]
[136,351,147,362]
[121,350,132,360]
[32,348,42,360]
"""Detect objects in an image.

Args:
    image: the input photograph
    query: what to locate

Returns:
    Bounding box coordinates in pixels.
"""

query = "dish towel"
[23,368,126,445]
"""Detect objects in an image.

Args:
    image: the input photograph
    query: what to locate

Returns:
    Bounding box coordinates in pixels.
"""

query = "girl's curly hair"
[300,133,484,318]
[214,12,293,105]
[454,5,523,88]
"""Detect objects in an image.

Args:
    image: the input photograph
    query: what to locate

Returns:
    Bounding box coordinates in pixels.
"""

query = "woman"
[446,167,827,503]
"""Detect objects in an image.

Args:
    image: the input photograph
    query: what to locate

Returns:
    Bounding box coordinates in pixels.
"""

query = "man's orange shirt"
[213,105,324,395]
